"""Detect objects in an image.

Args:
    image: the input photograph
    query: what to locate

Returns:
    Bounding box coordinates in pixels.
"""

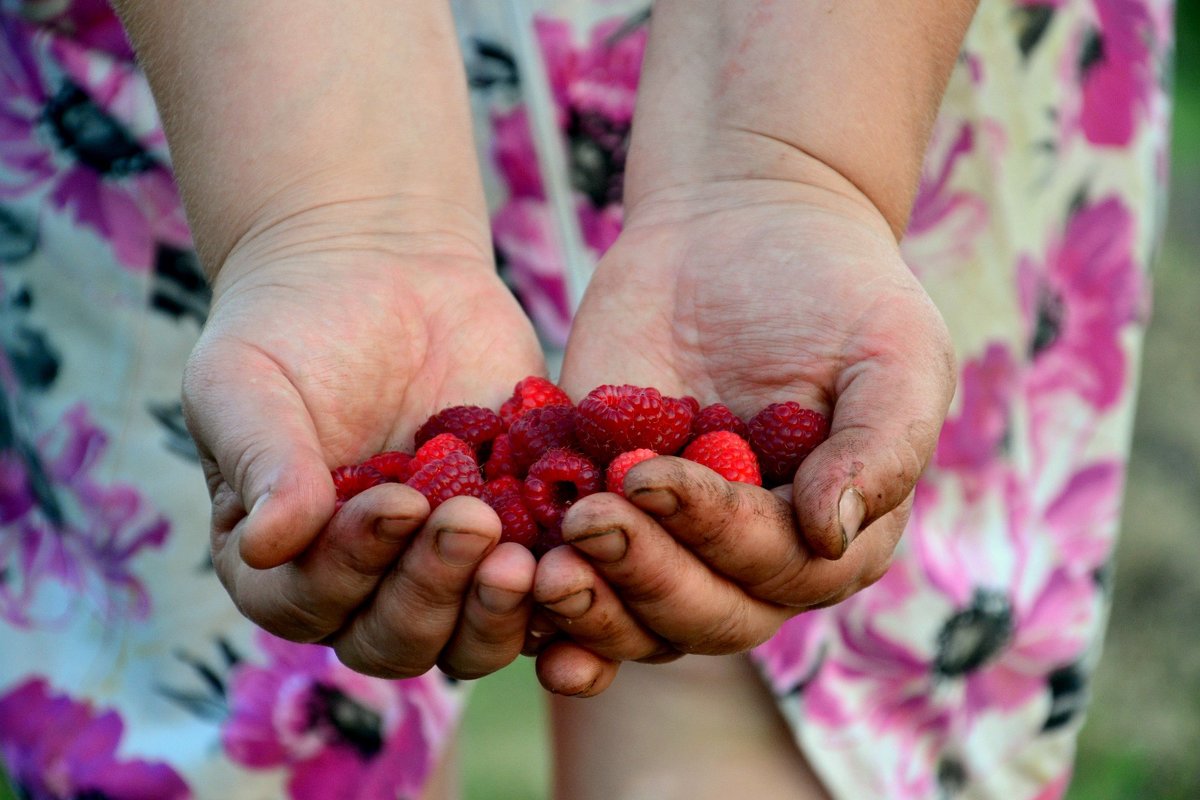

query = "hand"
[532,173,956,694]
[184,199,545,680]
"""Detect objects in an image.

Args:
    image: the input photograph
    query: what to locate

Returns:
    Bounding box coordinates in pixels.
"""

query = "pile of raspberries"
[332,377,829,555]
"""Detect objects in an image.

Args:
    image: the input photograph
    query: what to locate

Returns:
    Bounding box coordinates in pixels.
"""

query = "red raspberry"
[575,385,694,463]
[405,451,484,510]
[508,405,578,469]
[679,395,701,416]
[498,376,572,426]
[362,450,414,482]
[482,433,519,480]
[535,522,565,557]
[410,433,475,474]
[747,402,830,485]
[332,464,387,507]
[414,405,504,457]
[682,431,762,486]
[605,449,658,496]
[522,448,602,526]
[691,403,750,439]
[482,481,537,549]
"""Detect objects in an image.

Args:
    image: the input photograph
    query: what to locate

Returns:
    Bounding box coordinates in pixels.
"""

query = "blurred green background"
[457,6,1200,799]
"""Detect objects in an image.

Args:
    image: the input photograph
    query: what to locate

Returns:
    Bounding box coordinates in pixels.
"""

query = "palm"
[561,192,944,426]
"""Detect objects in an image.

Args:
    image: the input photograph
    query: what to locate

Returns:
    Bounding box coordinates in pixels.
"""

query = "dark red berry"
[747,402,830,485]
[405,451,484,510]
[575,384,693,463]
[362,450,414,482]
[332,464,387,507]
[522,448,602,526]
[499,376,573,426]
[414,405,504,458]
[509,405,578,469]
[691,403,750,440]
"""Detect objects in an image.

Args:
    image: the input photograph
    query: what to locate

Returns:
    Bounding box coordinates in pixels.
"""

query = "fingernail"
[630,487,679,516]
[839,488,867,551]
[569,528,627,563]
[436,529,492,567]
[249,492,270,517]
[375,517,414,543]
[544,589,593,619]
[478,584,525,615]
[529,613,557,638]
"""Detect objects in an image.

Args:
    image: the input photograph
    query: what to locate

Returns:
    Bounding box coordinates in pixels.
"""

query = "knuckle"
[335,636,424,680]
[682,601,754,656]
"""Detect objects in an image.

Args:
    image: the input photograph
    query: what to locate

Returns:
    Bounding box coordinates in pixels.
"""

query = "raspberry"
[508,405,578,469]
[482,482,537,548]
[405,451,484,510]
[332,464,387,507]
[747,402,830,485]
[682,431,762,486]
[482,433,519,480]
[535,522,565,557]
[605,449,658,497]
[575,384,694,463]
[679,395,701,416]
[691,403,750,439]
[362,450,414,482]
[410,433,475,474]
[522,448,602,526]
[414,405,504,458]
[498,376,573,426]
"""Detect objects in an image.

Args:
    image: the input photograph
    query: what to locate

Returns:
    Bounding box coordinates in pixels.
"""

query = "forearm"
[626,0,978,236]
[114,0,488,276]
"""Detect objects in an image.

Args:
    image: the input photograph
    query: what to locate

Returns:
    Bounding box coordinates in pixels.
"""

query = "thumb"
[794,346,955,560]
[184,343,335,569]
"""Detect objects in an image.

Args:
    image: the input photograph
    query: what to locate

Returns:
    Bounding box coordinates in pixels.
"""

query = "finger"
[522,610,562,657]
[214,482,429,642]
[328,495,501,678]
[622,457,811,604]
[438,542,537,680]
[561,493,791,654]
[795,318,955,559]
[534,546,675,663]
[185,343,335,569]
[535,640,621,697]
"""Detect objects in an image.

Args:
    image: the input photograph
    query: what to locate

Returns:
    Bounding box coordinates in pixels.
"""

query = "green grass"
[459,657,550,800]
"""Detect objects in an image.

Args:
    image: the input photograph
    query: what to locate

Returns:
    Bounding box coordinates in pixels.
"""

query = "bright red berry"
[362,450,414,482]
[482,475,523,502]
[483,487,537,549]
[747,402,830,485]
[482,433,519,480]
[332,464,387,506]
[508,405,578,469]
[682,431,762,486]
[405,451,484,510]
[691,403,750,440]
[679,395,701,416]
[410,433,475,475]
[605,449,658,496]
[522,448,602,526]
[575,384,694,463]
[414,405,504,457]
[499,376,573,426]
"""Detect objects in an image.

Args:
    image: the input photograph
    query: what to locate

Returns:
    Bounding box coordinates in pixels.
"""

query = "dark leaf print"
[1015,5,1055,60]
[150,245,209,325]
[158,638,243,722]
[147,400,199,462]
[937,756,968,797]
[5,325,61,391]
[0,207,38,263]
[42,82,156,177]
[310,683,385,758]
[1043,662,1089,731]
[1079,28,1105,78]
[16,437,64,528]
[467,38,519,90]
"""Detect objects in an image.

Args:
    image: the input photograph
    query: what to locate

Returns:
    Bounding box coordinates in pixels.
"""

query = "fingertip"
[476,542,538,596]
[535,642,619,697]
[427,495,504,542]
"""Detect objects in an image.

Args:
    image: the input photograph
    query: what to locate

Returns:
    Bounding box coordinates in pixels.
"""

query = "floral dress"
[0,1,1173,798]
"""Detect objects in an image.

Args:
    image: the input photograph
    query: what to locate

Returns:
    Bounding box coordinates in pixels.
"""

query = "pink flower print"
[222,632,460,800]
[13,0,134,60]
[903,121,992,277]
[534,16,646,128]
[934,342,1019,482]
[0,678,190,799]
[492,198,572,346]
[0,17,188,271]
[1075,0,1157,147]
[752,609,834,698]
[491,106,544,201]
[1018,195,1144,410]
[0,403,171,627]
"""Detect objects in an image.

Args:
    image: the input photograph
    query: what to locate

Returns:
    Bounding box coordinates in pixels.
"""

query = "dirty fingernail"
[838,488,867,552]
[544,589,593,619]
[375,517,416,543]
[570,529,627,563]
[436,529,492,567]
[477,584,525,615]
[630,487,679,516]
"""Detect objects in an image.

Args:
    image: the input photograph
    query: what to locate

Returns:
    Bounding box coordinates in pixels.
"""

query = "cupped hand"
[184,201,545,680]
[533,176,956,693]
